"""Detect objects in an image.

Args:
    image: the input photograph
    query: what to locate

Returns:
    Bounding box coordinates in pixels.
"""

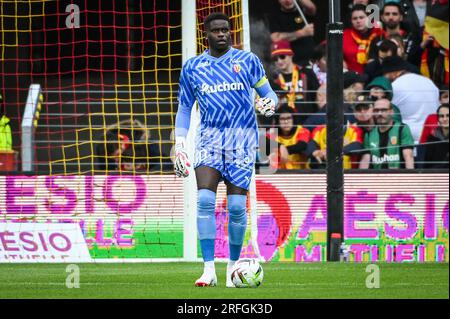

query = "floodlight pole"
[326,0,344,262]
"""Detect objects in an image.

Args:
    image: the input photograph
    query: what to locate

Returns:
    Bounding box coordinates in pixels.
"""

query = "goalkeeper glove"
[256,97,276,117]
[174,136,191,178]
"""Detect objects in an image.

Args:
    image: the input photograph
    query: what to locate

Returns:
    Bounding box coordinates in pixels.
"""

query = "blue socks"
[228,194,247,261]
[197,189,217,262]
[197,190,247,263]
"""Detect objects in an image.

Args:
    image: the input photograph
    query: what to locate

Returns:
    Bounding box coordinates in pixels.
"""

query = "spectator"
[96,130,130,171]
[366,37,420,83]
[343,4,382,74]
[303,84,356,132]
[423,103,449,169]
[418,85,449,149]
[343,71,368,103]
[420,30,449,89]
[352,94,375,133]
[121,143,162,173]
[303,84,327,131]
[381,55,440,144]
[365,39,398,82]
[0,92,12,151]
[441,85,450,104]
[343,0,380,29]
[388,33,406,59]
[359,98,415,169]
[309,42,327,85]
[270,40,320,124]
[0,115,12,151]
[269,0,317,66]
[266,104,311,169]
[307,123,363,169]
[365,76,402,122]
[401,0,427,41]
[368,2,421,66]
[95,119,150,171]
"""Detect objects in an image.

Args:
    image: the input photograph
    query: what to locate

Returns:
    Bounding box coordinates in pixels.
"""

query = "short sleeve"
[400,124,415,148]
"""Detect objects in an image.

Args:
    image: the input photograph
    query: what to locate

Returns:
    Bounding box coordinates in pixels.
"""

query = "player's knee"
[197,189,216,216]
[228,195,247,224]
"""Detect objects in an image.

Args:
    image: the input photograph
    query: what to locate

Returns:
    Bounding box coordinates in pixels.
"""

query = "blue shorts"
[194,145,256,191]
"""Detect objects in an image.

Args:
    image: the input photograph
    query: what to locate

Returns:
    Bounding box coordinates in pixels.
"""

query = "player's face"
[206,20,231,52]
[382,6,402,29]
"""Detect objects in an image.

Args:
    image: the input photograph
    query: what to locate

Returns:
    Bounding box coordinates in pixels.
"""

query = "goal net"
[0,0,259,262]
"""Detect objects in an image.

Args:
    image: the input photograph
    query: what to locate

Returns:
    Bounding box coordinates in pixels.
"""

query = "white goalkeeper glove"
[255,97,275,117]
[174,137,191,178]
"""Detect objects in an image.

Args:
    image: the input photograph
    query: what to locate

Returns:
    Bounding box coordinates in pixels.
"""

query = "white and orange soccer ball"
[230,258,264,288]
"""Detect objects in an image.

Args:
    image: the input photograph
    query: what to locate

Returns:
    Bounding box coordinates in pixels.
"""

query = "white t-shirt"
[392,73,440,143]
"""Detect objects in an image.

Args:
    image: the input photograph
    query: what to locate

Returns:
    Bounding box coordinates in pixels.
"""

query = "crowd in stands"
[1,0,447,173]
[261,0,449,170]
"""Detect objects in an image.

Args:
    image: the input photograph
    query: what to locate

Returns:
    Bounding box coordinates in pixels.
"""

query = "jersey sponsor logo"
[372,153,400,165]
[200,82,244,94]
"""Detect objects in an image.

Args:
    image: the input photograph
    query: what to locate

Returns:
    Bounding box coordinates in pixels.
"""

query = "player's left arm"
[249,53,278,117]
[254,79,278,117]
[174,62,196,177]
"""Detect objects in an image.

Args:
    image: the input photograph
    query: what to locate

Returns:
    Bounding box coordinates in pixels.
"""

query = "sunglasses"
[272,55,287,61]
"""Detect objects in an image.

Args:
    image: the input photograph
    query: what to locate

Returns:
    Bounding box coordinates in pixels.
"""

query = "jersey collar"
[203,47,235,62]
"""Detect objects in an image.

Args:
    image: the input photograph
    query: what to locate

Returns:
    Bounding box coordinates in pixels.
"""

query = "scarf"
[276,65,307,109]
[351,29,379,65]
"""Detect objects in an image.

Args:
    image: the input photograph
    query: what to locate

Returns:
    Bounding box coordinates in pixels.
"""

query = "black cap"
[344,71,368,89]
[353,94,373,109]
[381,56,410,74]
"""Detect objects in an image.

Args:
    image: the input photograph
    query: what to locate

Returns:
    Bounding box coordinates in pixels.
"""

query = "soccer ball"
[230,258,264,288]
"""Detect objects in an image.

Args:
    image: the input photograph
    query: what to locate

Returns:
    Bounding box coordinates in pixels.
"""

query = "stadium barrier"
[0,172,448,263]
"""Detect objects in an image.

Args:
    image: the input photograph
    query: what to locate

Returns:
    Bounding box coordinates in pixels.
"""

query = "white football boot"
[226,262,236,288]
[194,272,217,287]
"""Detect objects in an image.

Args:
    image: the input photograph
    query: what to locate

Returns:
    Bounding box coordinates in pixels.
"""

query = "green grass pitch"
[0,263,448,299]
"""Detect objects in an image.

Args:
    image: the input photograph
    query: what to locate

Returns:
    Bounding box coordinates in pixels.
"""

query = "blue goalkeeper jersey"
[178,47,267,150]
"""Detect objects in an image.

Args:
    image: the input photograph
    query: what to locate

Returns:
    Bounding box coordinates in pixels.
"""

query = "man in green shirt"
[359,98,415,169]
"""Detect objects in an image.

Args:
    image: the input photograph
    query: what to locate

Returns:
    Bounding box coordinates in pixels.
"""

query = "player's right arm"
[174,62,196,178]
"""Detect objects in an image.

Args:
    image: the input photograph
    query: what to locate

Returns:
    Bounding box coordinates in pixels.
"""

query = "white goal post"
[181,0,262,262]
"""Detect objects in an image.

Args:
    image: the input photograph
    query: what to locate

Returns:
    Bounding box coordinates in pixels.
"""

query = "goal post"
[21,84,43,172]
[181,0,200,262]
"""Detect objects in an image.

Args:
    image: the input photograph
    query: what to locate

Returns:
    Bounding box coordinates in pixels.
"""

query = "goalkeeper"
[175,12,277,287]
